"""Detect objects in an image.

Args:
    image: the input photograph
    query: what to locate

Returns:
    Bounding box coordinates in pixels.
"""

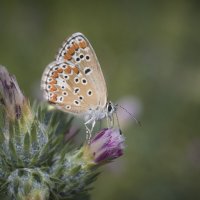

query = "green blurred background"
[1,1,200,199]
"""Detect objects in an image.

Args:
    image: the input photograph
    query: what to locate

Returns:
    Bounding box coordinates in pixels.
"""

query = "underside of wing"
[55,32,107,108]
[41,60,101,115]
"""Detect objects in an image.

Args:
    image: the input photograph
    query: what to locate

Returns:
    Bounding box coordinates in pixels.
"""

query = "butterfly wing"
[56,32,107,108]
[41,60,101,115]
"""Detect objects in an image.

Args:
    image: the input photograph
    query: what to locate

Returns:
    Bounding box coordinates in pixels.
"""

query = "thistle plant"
[0,65,125,200]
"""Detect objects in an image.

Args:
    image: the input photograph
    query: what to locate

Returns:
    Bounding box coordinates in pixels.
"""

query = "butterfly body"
[41,32,115,132]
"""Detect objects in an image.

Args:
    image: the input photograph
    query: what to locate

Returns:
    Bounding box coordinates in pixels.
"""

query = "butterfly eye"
[107,102,114,114]
[108,103,113,112]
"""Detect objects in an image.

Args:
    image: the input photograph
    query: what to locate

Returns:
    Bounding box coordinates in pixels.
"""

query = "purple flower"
[86,128,125,164]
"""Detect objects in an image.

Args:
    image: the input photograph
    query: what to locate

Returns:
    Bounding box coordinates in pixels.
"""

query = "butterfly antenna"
[116,104,142,126]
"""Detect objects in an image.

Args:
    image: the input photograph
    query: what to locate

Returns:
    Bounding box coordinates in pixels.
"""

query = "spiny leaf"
[71,165,82,175]
[30,121,40,150]
[23,132,31,160]
[60,143,72,161]
[85,172,101,185]
[52,164,64,178]
[0,131,6,146]
[9,124,15,139]
[8,140,18,165]
[23,181,32,195]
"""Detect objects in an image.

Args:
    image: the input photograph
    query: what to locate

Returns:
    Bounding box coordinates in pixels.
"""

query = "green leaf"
[8,139,17,165]
[23,132,31,160]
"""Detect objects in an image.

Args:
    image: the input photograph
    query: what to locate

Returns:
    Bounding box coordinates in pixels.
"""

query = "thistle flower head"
[0,66,32,123]
[84,128,125,165]
[0,65,126,200]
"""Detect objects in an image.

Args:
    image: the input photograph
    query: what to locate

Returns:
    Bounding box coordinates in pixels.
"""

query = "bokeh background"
[1,1,200,199]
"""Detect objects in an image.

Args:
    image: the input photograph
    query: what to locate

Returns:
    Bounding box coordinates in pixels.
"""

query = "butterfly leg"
[84,118,96,143]
[106,114,110,128]
[109,115,114,127]
[106,114,114,128]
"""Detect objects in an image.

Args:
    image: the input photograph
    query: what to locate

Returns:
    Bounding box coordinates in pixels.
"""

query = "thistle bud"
[83,128,125,165]
[0,66,33,131]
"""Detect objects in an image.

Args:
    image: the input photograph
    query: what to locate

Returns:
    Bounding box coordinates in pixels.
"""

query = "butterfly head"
[106,101,116,117]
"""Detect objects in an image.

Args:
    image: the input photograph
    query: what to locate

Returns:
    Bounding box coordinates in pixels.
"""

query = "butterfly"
[41,32,116,135]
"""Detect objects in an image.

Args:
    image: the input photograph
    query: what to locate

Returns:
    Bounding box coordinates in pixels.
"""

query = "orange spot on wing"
[68,46,75,55]
[49,79,57,84]
[52,72,59,78]
[73,67,79,74]
[79,41,87,49]
[50,94,57,102]
[57,68,63,73]
[50,85,57,92]
[64,53,72,60]
[65,66,72,74]
[73,43,79,50]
